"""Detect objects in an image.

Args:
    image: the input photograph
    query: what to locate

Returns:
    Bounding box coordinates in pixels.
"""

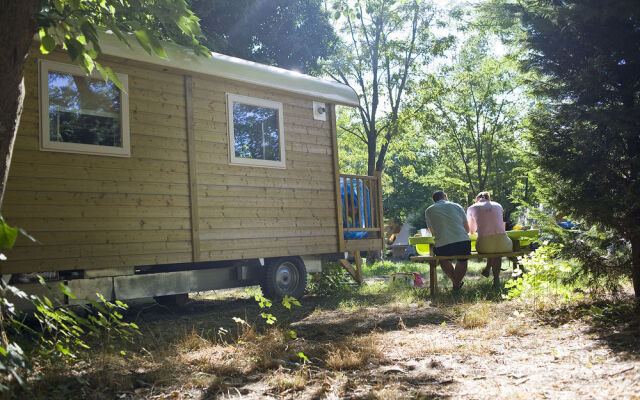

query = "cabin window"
[227,93,285,168]
[39,60,130,157]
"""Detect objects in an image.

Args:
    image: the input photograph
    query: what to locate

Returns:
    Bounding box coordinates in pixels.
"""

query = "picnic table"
[408,230,539,297]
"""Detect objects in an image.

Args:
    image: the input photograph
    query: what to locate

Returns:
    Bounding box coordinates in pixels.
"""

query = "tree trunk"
[632,234,640,299]
[0,0,40,211]
[367,134,376,176]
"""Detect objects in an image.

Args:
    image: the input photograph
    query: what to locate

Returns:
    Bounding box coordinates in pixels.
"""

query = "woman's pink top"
[467,200,506,237]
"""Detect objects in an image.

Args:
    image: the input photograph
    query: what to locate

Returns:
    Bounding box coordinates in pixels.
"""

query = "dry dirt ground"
[21,282,640,400]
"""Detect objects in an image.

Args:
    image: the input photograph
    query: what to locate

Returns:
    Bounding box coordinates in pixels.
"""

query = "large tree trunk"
[632,234,640,299]
[367,134,377,176]
[0,0,40,210]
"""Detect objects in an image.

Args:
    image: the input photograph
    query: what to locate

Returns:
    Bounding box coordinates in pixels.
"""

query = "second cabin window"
[227,93,285,168]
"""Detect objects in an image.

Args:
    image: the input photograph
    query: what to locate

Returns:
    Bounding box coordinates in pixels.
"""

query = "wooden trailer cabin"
[1,33,384,304]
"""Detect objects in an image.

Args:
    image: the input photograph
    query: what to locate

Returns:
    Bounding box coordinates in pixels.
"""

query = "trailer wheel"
[260,257,307,299]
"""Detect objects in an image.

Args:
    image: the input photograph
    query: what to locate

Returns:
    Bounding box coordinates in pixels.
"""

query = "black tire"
[260,257,307,299]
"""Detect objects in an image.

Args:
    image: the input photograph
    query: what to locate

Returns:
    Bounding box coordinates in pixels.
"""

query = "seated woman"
[466,192,512,287]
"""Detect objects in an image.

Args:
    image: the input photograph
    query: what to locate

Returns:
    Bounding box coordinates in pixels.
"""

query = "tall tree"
[190,0,337,74]
[337,106,436,223]
[326,0,452,175]
[496,0,640,298]
[0,0,206,211]
[414,34,526,213]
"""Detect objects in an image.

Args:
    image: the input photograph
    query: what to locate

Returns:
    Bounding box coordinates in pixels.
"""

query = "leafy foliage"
[32,281,140,360]
[510,205,632,295]
[190,0,337,74]
[234,293,309,363]
[307,264,353,296]
[37,0,209,85]
[0,219,138,391]
[0,280,141,391]
[413,33,528,211]
[381,122,438,223]
[494,0,640,296]
[326,0,453,175]
[543,226,633,295]
[505,243,579,304]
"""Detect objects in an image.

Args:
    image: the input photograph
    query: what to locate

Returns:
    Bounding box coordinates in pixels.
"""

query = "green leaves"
[0,343,27,389]
[177,14,203,38]
[36,0,208,92]
[282,295,301,309]
[260,313,276,325]
[254,294,272,309]
[134,29,167,58]
[95,63,122,89]
[298,352,309,363]
[64,36,86,61]
[0,218,18,249]
[39,28,57,54]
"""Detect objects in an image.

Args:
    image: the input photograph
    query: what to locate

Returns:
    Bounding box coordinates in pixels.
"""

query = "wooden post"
[510,257,519,273]
[339,257,362,284]
[429,245,437,298]
[349,177,357,229]
[354,251,363,283]
[366,178,374,228]
[184,75,200,262]
[429,261,438,299]
[329,104,345,253]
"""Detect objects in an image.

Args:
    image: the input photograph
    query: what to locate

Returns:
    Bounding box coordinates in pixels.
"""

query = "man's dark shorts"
[434,240,471,262]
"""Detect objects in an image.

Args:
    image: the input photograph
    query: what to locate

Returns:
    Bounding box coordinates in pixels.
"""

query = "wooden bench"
[410,250,532,298]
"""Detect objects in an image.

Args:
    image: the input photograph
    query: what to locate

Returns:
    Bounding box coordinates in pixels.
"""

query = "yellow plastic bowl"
[415,243,430,255]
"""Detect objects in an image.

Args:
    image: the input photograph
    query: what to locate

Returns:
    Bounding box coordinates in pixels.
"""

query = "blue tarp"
[340,177,372,239]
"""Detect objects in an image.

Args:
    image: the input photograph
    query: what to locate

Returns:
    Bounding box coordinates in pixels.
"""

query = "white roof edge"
[57,32,360,107]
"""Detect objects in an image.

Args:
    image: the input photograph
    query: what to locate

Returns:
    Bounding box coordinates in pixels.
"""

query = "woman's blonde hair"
[476,191,491,201]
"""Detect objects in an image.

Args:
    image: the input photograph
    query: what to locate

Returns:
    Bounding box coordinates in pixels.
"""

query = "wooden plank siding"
[0,47,341,275]
[1,50,194,274]
[190,73,339,261]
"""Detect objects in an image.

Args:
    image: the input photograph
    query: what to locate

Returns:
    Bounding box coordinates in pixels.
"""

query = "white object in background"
[420,229,428,236]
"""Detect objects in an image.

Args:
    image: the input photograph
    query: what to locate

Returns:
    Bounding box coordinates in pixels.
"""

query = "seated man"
[425,190,471,290]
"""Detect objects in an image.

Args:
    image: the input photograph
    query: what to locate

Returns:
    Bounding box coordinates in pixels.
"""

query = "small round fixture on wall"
[313,101,327,121]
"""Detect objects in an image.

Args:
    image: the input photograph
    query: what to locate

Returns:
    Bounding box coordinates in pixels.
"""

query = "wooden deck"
[335,173,385,283]
[338,173,385,253]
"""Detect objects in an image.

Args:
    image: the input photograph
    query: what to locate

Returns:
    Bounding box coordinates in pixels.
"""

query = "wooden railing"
[338,173,384,240]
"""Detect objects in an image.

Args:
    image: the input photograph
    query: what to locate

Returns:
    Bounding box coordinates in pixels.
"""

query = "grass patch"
[325,337,380,370]
[367,386,405,400]
[504,321,529,337]
[15,255,635,399]
[361,259,495,279]
[269,368,308,392]
[457,302,493,329]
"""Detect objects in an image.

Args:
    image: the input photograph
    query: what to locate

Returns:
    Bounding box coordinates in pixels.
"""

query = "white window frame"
[226,93,286,168]
[39,59,130,157]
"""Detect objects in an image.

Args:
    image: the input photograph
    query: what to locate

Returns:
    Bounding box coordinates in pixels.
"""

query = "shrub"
[307,263,352,296]
[515,207,632,295]
[505,243,581,306]
[557,227,631,294]
[0,280,141,391]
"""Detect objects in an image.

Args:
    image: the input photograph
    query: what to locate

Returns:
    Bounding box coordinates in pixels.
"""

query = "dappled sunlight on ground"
[16,274,640,399]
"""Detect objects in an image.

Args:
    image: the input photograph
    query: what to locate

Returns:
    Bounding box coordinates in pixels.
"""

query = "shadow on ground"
[535,295,640,360]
